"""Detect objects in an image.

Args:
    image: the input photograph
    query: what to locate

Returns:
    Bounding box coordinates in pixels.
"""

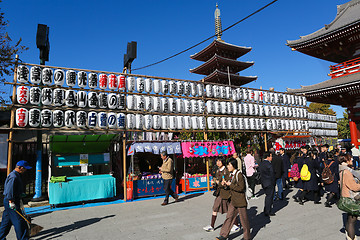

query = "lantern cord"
[132,0,279,71]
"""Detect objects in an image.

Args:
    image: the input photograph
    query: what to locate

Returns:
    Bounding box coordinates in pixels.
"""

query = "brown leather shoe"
[161,202,168,206]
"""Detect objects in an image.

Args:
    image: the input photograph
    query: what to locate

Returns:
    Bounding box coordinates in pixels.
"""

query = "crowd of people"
[202,143,360,240]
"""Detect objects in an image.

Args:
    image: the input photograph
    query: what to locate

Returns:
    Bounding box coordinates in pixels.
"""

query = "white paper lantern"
[190,82,197,96]
[238,103,243,115]
[197,83,204,97]
[242,89,248,101]
[275,106,280,117]
[135,114,143,129]
[117,113,125,129]
[290,95,295,105]
[108,93,118,109]
[206,101,214,114]
[221,117,228,129]
[65,90,77,107]
[160,80,168,94]
[126,76,135,92]
[243,118,250,130]
[191,116,199,130]
[168,98,176,113]
[54,69,65,86]
[88,73,98,89]
[271,119,277,130]
[294,96,299,105]
[184,82,191,96]
[126,114,135,129]
[98,74,108,90]
[126,95,135,110]
[41,109,52,127]
[98,112,107,128]
[213,85,221,98]
[151,97,161,112]
[169,116,177,130]
[233,117,240,129]
[53,89,65,106]
[153,115,161,129]
[264,105,270,116]
[108,74,118,90]
[198,100,205,113]
[16,108,28,127]
[260,119,266,130]
[225,87,232,99]
[66,70,76,87]
[144,78,152,93]
[253,104,259,116]
[144,96,153,112]
[77,71,87,88]
[136,77,145,93]
[29,108,40,128]
[143,115,153,130]
[77,91,87,108]
[88,92,98,108]
[302,96,307,106]
[53,110,64,127]
[248,103,254,116]
[190,100,198,114]
[265,119,272,130]
[153,79,161,94]
[176,116,184,129]
[274,93,279,104]
[87,112,97,128]
[232,102,238,115]
[42,68,53,85]
[118,75,126,91]
[249,118,255,130]
[159,97,168,113]
[198,116,206,129]
[135,95,145,111]
[237,88,243,100]
[214,101,221,114]
[17,86,29,105]
[184,116,192,129]
[161,116,169,129]
[169,81,177,94]
[238,118,244,130]
[206,85,213,98]
[98,93,107,108]
[232,89,239,101]
[258,105,264,116]
[248,89,254,101]
[176,99,184,113]
[227,117,234,129]
[227,102,232,115]
[263,92,269,103]
[270,106,276,117]
[184,99,191,114]
[107,113,117,129]
[255,118,261,130]
[220,102,227,115]
[242,103,249,115]
[30,66,41,84]
[41,88,53,106]
[219,86,226,99]
[258,91,264,102]
[215,117,222,129]
[177,81,184,95]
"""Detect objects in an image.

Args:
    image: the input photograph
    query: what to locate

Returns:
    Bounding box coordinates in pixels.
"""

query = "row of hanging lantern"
[16,86,126,109]
[309,129,338,137]
[17,65,126,90]
[308,113,337,122]
[15,108,126,129]
[308,121,337,129]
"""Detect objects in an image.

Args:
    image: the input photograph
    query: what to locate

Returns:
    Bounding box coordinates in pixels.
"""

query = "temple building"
[286,0,360,146]
[190,4,257,86]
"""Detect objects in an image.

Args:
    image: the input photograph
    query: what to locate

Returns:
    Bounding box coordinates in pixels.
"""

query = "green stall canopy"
[50,134,117,154]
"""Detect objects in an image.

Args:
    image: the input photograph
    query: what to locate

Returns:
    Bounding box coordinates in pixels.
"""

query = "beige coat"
[340,169,360,198]
[161,157,174,180]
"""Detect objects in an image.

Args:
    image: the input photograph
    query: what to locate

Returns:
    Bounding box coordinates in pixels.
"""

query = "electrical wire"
[132,0,279,71]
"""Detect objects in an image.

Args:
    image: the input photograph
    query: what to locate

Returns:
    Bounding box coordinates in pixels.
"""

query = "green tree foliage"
[0,2,28,106]
[337,111,350,139]
[307,103,336,115]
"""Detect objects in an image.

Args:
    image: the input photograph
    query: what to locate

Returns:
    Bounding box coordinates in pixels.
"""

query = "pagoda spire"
[215,3,223,41]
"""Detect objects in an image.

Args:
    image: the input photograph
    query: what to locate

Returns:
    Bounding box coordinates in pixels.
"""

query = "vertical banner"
[181,141,235,158]
[0,134,8,169]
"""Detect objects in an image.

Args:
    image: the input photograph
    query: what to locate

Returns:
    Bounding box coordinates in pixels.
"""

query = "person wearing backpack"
[297,149,321,205]
[321,151,340,208]
[216,158,251,240]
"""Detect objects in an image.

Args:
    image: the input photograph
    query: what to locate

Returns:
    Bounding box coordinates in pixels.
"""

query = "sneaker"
[230,225,240,232]
[203,225,214,232]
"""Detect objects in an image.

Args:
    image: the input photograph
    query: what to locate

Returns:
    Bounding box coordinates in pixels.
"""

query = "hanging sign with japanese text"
[181,141,235,158]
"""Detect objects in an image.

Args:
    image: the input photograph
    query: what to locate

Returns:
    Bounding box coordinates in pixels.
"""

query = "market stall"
[48,134,117,206]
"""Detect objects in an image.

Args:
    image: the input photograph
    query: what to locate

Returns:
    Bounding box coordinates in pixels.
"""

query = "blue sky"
[2,0,349,117]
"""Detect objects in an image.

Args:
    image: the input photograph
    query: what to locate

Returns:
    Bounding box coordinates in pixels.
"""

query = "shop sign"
[181,141,235,158]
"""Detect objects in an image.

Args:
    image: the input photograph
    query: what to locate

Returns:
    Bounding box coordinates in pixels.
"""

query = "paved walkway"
[1,188,351,239]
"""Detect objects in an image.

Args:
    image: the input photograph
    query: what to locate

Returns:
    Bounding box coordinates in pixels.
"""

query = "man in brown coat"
[159,151,178,206]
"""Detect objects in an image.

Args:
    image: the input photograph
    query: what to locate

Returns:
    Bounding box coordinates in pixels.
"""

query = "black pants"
[263,185,275,215]
[247,175,256,197]
[163,179,177,203]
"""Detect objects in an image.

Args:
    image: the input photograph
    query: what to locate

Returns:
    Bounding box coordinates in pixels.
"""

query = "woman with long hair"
[216,158,251,240]
[339,154,360,240]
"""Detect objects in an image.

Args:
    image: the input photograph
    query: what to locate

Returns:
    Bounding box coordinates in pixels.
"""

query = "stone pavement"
[2,188,350,240]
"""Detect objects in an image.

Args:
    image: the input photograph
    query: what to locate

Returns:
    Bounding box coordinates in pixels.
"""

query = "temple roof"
[190,54,254,75]
[287,0,360,49]
[203,69,257,86]
[191,40,252,62]
[287,71,360,94]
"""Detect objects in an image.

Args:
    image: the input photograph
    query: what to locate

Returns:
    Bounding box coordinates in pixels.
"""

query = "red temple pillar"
[349,121,359,147]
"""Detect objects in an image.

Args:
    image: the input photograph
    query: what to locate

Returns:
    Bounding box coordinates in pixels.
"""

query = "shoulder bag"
[337,171,360,216]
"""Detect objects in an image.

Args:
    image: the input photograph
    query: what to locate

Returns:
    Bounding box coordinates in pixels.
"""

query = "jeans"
[353,156,360,169]
[274,178,283,200]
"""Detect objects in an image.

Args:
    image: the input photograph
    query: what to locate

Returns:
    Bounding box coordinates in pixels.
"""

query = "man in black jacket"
[259,151,276,217]
[280,148,291,189]
[270,148,284,200]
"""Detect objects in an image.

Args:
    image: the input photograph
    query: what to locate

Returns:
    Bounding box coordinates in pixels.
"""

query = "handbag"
[337,171,360,216]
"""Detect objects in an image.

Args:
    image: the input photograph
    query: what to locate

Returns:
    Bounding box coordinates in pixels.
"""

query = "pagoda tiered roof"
[191,40,252,61]
[286,0,360,63]
[190,54,254,75]
[204,69,257,86]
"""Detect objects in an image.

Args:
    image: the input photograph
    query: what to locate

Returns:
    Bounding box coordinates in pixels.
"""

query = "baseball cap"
[16,160,32,169]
